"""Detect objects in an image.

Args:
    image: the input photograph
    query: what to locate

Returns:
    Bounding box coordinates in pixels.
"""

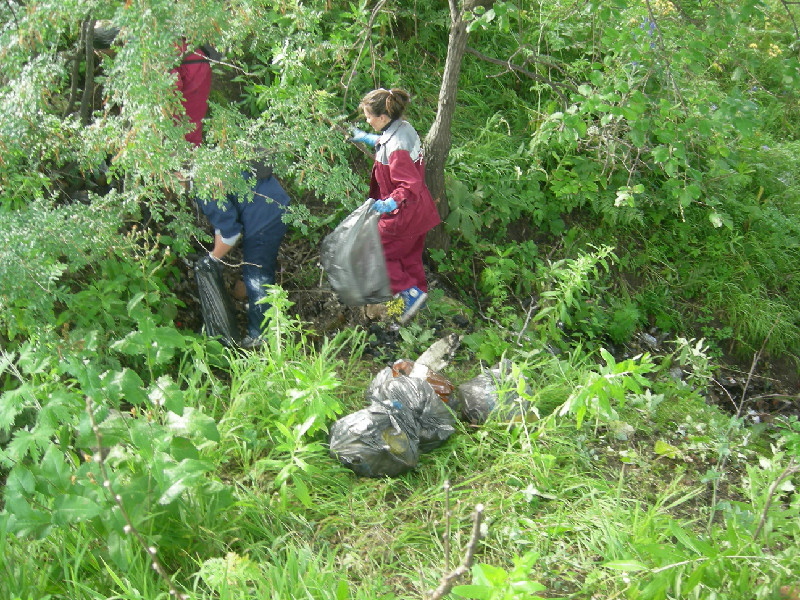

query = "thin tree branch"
[65,19,91,118]
[4,0,20,28]
[753,458,799,542]
[341,0,388,110]
[707,320,778,531]
[79,17,95,126]
[464,46,577,105]
[425,504,485,600]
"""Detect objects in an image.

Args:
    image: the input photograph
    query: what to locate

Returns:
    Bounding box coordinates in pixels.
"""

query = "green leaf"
[0,385,33,432]
[5,465,36,495]
[152,326,188,363]
[149,376,184,413]
[654,440,680,458]
[652,146,670,163]
[512,580,547,593]
[472,562,509,587]
[52,494,103,526]
[668,521,716,557]
[451,584,492,599]
[130,421,156,459]
[126,291,148,314]
[7,428,51,463]
[4,495,52,538]
[170,436,200,461]
[106,530,130,572]
[603,559,649,571]
[685,563,706,592]
[292,476,313,508]
[158,459,213,505]
[165,407,219,443]
[102,368,147,405]
[701,563,723,588]
[335,580,350,600]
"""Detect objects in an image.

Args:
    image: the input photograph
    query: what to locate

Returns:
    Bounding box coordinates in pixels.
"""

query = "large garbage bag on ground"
[319,199,392,306]
[457,361,535,425]
[328,399,420,478]
[367,368,456,452]
[194,256,240,346]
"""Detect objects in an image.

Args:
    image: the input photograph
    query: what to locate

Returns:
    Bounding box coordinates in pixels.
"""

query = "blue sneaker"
[398,286,428,324]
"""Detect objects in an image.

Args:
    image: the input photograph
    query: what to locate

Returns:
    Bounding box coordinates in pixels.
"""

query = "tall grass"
[4,312,799,599]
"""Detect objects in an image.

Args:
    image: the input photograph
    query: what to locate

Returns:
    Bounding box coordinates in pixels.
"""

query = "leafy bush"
[0,195,128,340]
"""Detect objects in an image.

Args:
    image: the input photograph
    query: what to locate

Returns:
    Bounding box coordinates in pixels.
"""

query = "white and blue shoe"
[398,286,428,324]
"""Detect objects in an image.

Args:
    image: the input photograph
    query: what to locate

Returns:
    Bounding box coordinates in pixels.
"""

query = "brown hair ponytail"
[359,87,411,120]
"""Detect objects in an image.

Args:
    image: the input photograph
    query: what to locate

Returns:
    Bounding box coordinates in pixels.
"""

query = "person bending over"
[196,166,289,348]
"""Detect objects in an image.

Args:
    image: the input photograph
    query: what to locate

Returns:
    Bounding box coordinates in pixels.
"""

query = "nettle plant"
[453,242,620,363]
[218,287,365,509]
[0,342,232,566]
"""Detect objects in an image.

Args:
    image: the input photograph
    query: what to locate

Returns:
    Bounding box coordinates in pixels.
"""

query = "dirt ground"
[174,228,437,367]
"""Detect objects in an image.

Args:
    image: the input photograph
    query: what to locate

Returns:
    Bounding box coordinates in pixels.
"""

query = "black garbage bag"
[319,199,392,306]
[194,256,240,346]
[329,399,420,478]
[387,358,461,415]
[457,361,535,425]
[367,369,456,453]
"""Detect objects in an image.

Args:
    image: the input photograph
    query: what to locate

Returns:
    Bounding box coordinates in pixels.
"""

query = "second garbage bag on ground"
[320,199,393,306]
[457,360,536,425]
[327,399,420,478]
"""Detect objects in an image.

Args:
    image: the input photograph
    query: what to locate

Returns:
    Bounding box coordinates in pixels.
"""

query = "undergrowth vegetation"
[2,237,799,599]
[2,0,800,599]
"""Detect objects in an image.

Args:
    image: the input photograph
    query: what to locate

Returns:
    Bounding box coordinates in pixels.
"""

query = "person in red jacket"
[354,88,441,324]
[172,41,212,146]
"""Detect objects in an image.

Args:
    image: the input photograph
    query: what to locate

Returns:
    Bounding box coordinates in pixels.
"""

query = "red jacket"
[172,44,211,146]
[368,120,441,239]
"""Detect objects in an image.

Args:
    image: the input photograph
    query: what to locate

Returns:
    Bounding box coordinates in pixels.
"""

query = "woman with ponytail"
[352,87,441,324]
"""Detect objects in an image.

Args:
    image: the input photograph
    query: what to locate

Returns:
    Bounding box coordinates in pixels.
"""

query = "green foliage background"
[1,0,799,599]
[1,0,799,356]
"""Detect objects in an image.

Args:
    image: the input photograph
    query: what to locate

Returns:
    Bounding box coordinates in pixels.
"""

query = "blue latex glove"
[371,198,398,214]
[349,127,379,147]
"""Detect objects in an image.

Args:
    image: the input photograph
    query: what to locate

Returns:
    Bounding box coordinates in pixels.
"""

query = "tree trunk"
[423,0,485,251]
[80,17,96,126]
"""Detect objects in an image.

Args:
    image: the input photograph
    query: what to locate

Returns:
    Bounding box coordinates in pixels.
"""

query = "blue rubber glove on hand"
[349,127,379,147]
[371,198,398,214]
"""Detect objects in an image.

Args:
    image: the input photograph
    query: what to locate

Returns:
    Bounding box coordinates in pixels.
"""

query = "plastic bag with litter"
[387,358,460,414]
[328,398,420,478]
[457,361,536,425]
[367,368,456,452]
[319,199,392,306]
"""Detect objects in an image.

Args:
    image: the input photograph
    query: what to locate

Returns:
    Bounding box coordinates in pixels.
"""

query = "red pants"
[381,233,428,294]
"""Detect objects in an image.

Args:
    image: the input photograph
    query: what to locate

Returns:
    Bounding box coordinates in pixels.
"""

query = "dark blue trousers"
[241,220,287,337]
